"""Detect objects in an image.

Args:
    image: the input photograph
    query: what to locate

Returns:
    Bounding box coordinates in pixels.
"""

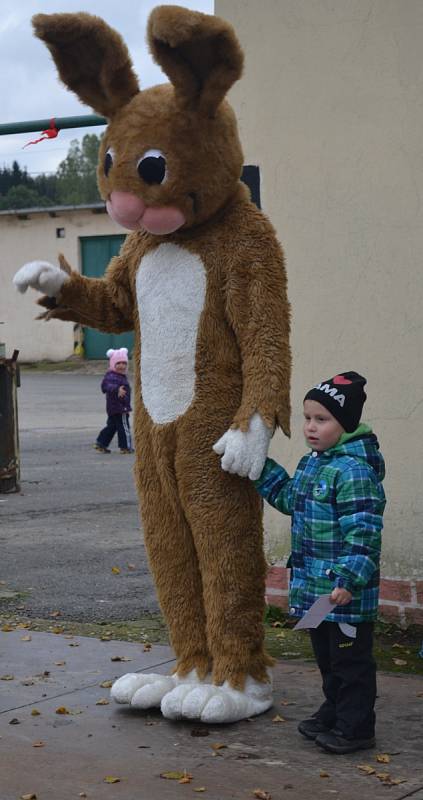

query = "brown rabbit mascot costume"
[14,6,291,723]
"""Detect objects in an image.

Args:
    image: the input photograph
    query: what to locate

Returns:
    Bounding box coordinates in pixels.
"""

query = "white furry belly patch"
[136,243,206,424]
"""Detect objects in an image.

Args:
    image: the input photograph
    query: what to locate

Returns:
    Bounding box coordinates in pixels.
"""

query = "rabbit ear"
[32,12,140,118]
[147,6,244,117]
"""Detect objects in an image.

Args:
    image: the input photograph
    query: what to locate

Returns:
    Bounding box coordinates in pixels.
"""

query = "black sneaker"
[94,444,111,453]
[315,728,376,754]
[119,448,135,454]
[298,718,331,740]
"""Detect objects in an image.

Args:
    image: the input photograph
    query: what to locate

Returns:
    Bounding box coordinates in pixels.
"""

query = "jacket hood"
[326,423,385,481]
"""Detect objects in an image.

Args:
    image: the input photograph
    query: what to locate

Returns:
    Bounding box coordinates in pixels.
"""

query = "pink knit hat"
[107,347,129,370]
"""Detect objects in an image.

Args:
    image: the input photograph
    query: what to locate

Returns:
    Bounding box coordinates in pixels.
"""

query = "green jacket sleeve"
[254,457,295,516]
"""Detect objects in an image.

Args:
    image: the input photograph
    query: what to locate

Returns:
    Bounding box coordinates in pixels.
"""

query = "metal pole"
[0,114,106,136]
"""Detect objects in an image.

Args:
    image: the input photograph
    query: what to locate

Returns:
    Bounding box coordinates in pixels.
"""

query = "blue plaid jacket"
[255,426,386,623]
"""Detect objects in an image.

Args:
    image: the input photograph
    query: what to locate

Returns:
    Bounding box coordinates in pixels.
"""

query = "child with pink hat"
[94,348,134,454]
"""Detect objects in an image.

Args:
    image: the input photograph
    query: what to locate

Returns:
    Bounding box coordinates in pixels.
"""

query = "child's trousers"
[97,413,132,450]
[309,621,376,739]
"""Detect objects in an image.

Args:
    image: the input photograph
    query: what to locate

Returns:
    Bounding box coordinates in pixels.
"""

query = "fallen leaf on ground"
[143,643,152,652]
[160,771,188,780]
[194,789,206,793]
[111,567,121,575]
[31,710,41,716]
[104,776,121,784]
[272,715,286,723]
[1,625,15,632]
[21,635,32,642]
[191,727,210,737]
[280,699,296,706]
[376,754,391,764]
[21,794,37,799]
[32,741,45,748]
[52,627,64,634]
[127,563,136,570]
[9,718,20,725]
[79,794,87,798]
[417,692,423,698]
[179,773,193,784]
[376,772,391,782]
[50,610,62,617]
[211,743,227,751]
[271,621,283,627]
[0,674,14,681]
[96,698,110,705]
[392,658,407,666]
[100,680,113,689]
[17,623,31,629]
[253,790,272,800]
[54,661,66,666]
[55,706,70,715]
[358,765,375,775]
[320,771,330,778]
[111,656,132,662]
[68,642,80,647]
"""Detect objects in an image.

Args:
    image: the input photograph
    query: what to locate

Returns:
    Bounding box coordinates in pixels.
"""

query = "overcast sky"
[0,0,214,176]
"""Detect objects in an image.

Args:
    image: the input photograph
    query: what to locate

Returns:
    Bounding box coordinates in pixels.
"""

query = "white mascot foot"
[110,668,205,709]
[111,673,176,708]
[161,673,273,723]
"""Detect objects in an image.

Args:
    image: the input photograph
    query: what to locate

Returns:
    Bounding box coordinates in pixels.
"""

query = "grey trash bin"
[0,349,20,493]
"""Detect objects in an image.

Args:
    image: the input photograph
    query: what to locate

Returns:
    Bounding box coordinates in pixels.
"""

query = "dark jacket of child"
[254,424,386,624]
[101,370,132,416]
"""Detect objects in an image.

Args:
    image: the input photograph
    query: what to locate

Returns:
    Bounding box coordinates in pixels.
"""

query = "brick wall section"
[265,567,423,627]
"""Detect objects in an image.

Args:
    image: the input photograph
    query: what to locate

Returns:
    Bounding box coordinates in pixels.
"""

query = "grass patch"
[1,608,422,675]
[0,613,168,644]
[20,359,105,372]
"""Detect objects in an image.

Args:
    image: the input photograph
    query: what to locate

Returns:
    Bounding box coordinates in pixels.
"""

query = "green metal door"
[80,235,134,359]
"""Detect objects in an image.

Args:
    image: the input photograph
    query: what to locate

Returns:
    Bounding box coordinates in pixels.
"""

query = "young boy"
[94,347,134,454]
[254,371,386,754]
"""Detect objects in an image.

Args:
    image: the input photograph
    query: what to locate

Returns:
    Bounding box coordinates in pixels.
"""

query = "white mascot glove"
[13,260,69,297]
[213,411,272,480]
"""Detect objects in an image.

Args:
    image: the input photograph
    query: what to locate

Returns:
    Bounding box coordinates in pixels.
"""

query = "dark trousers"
[309,621,376,739]
[97,413,132,450]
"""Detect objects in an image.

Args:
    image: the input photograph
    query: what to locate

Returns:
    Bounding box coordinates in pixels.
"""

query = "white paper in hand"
[293,595,334,630]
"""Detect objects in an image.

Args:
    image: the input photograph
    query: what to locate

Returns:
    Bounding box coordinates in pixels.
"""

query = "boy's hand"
[330,587,352,606]
[118,386,127,398]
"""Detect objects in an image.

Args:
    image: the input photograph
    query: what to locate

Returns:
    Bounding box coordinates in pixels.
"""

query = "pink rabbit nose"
[107,191,146,229]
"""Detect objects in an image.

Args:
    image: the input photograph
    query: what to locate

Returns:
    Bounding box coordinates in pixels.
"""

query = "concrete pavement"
[1,630,423,800]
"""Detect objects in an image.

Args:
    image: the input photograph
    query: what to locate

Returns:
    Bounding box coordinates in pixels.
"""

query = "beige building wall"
[216,0,423,579]
[0,207,123,362]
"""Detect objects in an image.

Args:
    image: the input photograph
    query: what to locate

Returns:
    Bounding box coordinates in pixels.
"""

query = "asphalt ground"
[1,369,160,621]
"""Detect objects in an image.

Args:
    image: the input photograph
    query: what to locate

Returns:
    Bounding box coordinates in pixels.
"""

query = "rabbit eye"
[137,149,167,185]
[104,147,114,177]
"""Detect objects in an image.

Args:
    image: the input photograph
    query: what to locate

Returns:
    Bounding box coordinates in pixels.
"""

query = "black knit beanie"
[304,371,367,433]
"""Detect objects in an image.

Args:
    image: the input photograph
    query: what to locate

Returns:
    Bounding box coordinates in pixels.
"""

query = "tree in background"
[0,133,102,210]
[56,134,101,205]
